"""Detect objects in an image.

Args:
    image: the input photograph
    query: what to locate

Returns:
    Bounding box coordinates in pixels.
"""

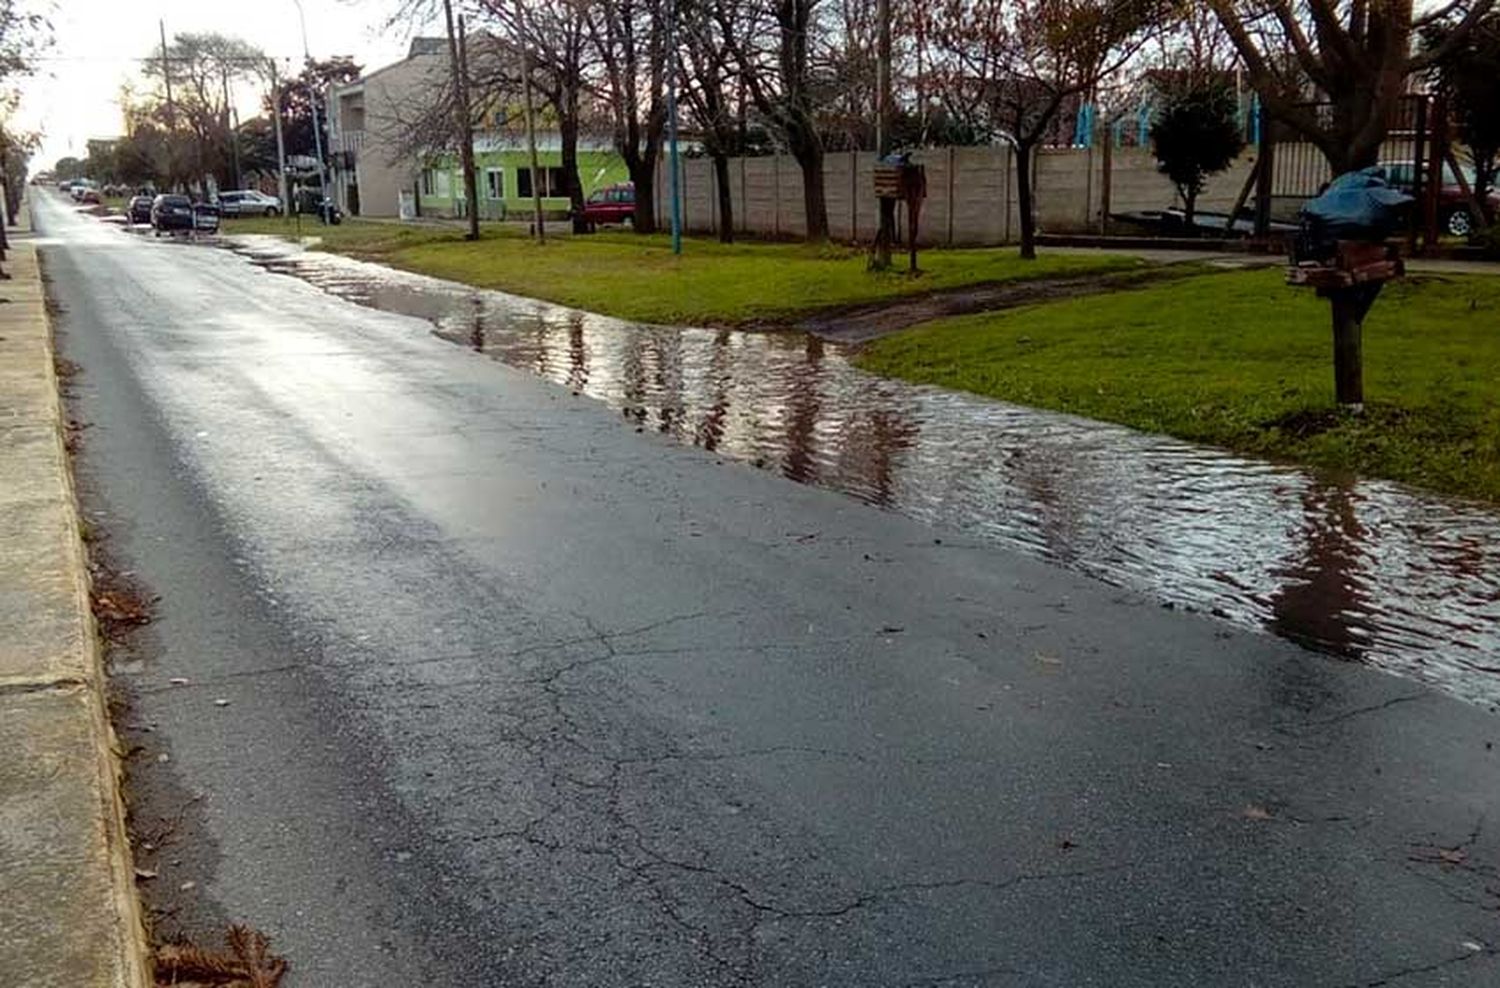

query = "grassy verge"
[219,216,1140,326]
[855,268,1500,502]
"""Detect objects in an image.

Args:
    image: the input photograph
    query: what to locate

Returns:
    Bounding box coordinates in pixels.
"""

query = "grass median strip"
[854,268,1500,502]
[223,217,1139,326]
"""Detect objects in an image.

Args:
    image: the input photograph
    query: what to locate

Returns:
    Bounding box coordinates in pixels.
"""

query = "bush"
[1150,81,1246,230]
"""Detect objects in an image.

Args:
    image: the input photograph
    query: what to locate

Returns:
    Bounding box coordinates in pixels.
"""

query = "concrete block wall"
[654,143,1287,246]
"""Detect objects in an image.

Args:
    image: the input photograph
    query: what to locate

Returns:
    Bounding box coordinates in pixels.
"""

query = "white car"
[215,190,283,217]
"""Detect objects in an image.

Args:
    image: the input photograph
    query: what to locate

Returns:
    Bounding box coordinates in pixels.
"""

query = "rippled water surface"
[233,236,1500,708]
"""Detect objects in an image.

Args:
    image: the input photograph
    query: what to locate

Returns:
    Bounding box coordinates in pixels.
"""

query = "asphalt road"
[38,194,1500,987]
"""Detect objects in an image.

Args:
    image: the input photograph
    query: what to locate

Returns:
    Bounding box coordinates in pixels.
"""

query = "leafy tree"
[1150,79,1244,229]
[54,155,84,179]
[1425,12,1500,226]
[0,126,36,221]
[265,56,363,163]
[141,32,266,191]
[0,0,48,82]
[235,116,283,179]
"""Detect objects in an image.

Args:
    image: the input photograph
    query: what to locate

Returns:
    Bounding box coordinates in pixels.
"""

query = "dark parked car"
[1380,160,1500,237]
[193,202,221,233]
[150,194,196,235]
[293,189,342,224]
[576,182,635,229]
[127,195,154,224]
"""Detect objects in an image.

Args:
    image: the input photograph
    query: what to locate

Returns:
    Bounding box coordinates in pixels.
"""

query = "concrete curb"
[0,201,152,987]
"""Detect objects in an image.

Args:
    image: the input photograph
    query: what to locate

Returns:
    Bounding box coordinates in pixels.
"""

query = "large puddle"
[232,236,1500,708]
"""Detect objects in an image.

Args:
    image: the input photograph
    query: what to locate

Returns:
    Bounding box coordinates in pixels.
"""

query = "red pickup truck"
[577,183,635,229]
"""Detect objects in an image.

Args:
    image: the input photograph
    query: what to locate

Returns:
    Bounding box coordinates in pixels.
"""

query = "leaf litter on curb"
[154,924,287,987]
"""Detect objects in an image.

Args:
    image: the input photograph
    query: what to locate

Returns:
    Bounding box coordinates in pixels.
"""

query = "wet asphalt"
[37,194,1500,987]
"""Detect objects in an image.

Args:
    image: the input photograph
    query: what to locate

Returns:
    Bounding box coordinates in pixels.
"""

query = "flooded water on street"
[232,237,1500,708]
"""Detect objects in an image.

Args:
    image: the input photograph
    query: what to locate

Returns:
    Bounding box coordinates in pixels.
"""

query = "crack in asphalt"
[1342,944,1496,987]
[1284,693,1429,734]
[900,965,1026,987]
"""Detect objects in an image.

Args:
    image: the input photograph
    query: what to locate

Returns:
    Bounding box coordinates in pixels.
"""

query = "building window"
[516,167,572,198]
[421,168,435,196]
[485,168,504,199]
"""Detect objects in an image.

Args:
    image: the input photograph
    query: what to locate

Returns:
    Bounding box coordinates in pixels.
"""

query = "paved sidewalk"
[0,209,150,986]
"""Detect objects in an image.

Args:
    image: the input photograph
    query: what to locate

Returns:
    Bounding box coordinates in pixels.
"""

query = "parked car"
[292,189,342,224]
[217,189,283,217]
[193,202,221,233]
[576,182,635,229]
[1380,160,1500,237]
[78,187,102,205]
[126,195,155,224]
[150,194,196,235]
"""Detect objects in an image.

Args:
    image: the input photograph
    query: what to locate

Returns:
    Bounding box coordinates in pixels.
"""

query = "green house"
[418,140,629,221]
[325,39,629,220]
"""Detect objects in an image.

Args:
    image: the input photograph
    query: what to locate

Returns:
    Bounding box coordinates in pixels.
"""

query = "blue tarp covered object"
[1299,167,1413,240]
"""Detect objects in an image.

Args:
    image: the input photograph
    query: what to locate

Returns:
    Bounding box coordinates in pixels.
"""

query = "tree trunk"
[1183,189,1197,233]
[629,154,658,234]
[1475,149,1497,225]
[1015,141,1037,260]
[712,151,734,243]
[789,134,829,241]
[560,106,588,234]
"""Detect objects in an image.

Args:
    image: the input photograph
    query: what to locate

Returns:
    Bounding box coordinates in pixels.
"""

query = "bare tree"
[719,0,835,240]
[1207,0,1497,173]
[588,0,668,232]
[679,0,745,240]
[478,0,598,232]
[932,0,1162,258]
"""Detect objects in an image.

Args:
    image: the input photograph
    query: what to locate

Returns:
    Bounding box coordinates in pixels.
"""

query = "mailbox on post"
[874,153,927,273]
[1286,167,1413,412]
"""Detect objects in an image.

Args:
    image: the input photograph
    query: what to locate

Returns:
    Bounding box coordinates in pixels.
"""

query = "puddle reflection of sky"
[235,237,1500,709]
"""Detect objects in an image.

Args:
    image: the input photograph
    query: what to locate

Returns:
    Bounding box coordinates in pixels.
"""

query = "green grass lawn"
[856,268,1500,502]
[221,216,1139,325]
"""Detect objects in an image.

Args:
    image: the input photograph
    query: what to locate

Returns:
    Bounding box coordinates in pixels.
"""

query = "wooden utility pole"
[443,0,480,240]
[515,0,545,241]
[221,66,242,191]
[160,20,178,190]
[870,0,895,270]
[269,59,290,210]
[159,21,176,127]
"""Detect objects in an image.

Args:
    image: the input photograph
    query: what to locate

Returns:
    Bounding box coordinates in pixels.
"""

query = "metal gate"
[1264,94,1450,248]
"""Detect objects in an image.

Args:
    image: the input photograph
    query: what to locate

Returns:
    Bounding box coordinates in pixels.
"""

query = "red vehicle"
[577,182,635,229]
[1381,160,1499,238]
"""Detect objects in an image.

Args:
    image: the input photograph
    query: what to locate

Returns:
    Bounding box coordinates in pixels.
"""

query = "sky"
[16,0,433,169]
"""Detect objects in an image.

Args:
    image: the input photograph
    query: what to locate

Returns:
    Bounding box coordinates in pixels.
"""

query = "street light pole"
[292,0,330,223]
